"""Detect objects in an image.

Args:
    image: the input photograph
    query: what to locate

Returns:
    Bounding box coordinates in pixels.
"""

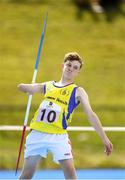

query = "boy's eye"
[67,64,71,67]
[74,66,78,70]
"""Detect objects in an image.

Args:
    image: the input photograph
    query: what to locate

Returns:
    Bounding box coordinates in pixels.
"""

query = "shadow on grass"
[101,0,125,22]
[73,0,125,22]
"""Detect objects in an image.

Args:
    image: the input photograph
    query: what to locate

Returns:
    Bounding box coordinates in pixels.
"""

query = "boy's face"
[62,60,81,80]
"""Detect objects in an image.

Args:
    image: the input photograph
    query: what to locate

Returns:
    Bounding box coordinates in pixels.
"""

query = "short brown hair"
[64,52,83,69]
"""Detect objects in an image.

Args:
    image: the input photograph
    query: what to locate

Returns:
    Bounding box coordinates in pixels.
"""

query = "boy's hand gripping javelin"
[15,13,48,175]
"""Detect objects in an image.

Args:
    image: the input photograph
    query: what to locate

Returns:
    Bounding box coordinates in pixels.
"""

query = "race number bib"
[36,100,61,123]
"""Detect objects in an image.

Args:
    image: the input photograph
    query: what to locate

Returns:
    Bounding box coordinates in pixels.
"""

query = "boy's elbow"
[87,110,96,120]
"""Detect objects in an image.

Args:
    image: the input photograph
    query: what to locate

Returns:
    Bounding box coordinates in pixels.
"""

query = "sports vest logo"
[60,89,69,96]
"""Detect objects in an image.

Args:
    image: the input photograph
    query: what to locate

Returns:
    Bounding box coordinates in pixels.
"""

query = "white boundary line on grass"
[0,125,125,131]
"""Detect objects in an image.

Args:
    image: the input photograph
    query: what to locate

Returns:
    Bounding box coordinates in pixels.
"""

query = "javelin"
[15,12,48,175]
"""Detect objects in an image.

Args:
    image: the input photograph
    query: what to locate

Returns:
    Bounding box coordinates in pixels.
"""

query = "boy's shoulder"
[76,86,88,98]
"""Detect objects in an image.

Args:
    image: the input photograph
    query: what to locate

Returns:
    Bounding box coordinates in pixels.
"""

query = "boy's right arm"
[17,83,46,94]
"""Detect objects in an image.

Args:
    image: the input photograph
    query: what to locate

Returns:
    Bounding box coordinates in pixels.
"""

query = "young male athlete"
[18,52,113,179]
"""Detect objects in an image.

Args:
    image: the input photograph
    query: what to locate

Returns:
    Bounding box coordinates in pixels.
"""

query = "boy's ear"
[61,63,64,69]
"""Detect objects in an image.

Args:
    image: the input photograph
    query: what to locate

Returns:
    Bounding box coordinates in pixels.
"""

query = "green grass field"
[0,0,125,169]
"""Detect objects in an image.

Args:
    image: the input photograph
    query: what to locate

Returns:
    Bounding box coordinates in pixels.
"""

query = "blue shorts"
[24,130,73,164]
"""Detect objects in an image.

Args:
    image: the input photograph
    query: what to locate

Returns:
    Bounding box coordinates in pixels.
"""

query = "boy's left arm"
[76,87,113,156]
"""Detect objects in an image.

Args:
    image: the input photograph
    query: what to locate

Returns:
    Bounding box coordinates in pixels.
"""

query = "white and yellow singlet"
[30,81,79,134]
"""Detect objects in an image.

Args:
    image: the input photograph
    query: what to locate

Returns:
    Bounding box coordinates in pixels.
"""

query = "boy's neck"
[57,79,73,86]
[56,77,73,86]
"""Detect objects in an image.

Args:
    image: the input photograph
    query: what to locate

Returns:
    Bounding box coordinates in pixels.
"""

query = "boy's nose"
[68,66,73,71]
